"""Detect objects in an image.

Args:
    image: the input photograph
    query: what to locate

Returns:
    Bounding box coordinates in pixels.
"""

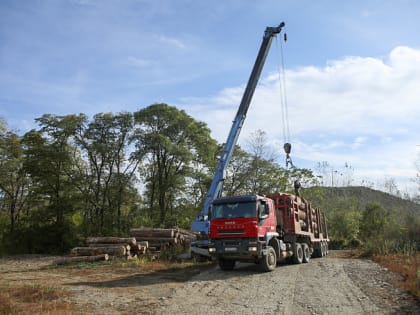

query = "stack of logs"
[129,227,195,252]
[54,227,196,265]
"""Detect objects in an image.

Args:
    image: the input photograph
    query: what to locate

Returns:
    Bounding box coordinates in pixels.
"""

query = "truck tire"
[260,246,277,272]
[302,243,311,263]
[293,243,303,264]
[219,259,236,271]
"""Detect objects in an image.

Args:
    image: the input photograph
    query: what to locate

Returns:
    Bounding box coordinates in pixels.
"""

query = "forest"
[0,103,419,255]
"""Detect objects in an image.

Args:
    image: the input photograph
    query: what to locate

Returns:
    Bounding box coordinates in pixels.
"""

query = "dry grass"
[371,253,420,299]
[0,284,76,315]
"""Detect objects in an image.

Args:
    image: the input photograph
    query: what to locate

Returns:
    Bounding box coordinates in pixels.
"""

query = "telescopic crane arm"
[191,22,285,235]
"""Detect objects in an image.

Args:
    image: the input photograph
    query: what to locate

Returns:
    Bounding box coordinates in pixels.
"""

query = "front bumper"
[208,238,262,260]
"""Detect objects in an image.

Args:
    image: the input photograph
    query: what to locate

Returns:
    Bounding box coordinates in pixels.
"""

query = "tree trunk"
[129,228,175,238]
[86,237,137,246]
[70,246,126,257]
[54,254,109,265]
[133,237,177,244]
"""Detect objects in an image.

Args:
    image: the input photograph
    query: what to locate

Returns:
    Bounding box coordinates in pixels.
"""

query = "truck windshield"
[211,201,257,219]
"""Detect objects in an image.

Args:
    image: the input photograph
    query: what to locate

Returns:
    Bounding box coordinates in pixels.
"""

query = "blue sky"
[1,0,419,196]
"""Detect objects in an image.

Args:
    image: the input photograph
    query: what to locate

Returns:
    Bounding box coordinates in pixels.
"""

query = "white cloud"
[179,46,420,196]
[125,56,155,68]
[156,34,187,50]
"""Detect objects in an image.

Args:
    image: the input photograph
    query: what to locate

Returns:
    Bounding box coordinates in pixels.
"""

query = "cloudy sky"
[1,0,419,196]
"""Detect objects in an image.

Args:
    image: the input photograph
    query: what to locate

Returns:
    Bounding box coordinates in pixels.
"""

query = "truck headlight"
[248,247,258,252]
[208,247,216,253]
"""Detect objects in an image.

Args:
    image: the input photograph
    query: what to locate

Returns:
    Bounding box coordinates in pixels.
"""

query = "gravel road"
[161,253,419,315]
[0,252,419,314]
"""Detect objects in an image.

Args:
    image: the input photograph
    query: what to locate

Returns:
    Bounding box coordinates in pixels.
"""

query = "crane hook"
[283,142,294,168]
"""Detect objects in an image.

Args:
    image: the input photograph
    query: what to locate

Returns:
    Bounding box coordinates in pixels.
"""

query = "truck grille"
[219,229,244,236]
[223,240,241,246]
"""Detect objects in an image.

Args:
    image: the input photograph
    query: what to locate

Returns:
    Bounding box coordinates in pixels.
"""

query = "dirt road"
[0,251,419,314]
[162,253,419,315]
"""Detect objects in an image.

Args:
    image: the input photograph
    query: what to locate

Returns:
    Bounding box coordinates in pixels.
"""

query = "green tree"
[0,131,29,232]
[359,202,388,241]
[286,167,320,195]
[358,202,407,253]
[19,121,81,253]
[133,104,217,226]
[246,129,277,193]
[326,204,361,247]
[223,145,252,196]
[74,112,138,234]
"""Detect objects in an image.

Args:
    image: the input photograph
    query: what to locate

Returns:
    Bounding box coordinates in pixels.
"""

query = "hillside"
[300,186,419,251]
[302,186,420,217]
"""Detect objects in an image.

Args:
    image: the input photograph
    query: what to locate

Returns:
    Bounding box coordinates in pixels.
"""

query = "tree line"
[0,104,314,254]
[1,104,418,255]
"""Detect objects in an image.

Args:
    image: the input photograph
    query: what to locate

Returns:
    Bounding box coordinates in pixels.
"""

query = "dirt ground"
[0,251,419,315]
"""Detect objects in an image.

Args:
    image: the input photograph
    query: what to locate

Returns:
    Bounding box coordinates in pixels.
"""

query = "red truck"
[208,193,329,271]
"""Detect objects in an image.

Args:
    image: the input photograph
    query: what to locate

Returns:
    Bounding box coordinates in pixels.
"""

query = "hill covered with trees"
[303,186,420,253]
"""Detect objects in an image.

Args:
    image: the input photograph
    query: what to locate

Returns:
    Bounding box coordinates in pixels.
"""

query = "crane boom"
[191,22,285,255]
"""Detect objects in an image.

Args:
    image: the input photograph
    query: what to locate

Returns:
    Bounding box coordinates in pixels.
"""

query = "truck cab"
[208,195,281,271]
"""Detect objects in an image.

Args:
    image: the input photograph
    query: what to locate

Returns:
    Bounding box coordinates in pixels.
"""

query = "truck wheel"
[293,243,303,264]
[260,246,277,272]
[302,243,311,263]
[219,259,235,271]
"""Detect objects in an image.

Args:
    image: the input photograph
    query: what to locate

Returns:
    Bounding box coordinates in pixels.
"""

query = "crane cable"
[275,32,294,168]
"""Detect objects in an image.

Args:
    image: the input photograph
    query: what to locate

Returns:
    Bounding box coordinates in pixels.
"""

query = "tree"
[246,129,277,193]
[382,177,400,197]
[223,145,252,196]
[0,131,29,232]
[19,121,82,253]
[413,150,420,203]
[359,202,388,241]
[316,161,331,186]
[133,104,217,226]
[325,199,361,246]
[0,117,6,134]
[74,112,138,234]
[286,167,319,195]
[342,162,355,186]
[24,114,87,227]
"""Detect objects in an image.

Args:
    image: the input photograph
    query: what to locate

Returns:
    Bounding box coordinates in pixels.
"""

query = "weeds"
[0,284,75,315]
[372,252,420,299]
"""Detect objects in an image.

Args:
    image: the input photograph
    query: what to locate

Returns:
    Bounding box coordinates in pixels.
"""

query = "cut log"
[174,227,196,237]
[70,246,126,257]
[138,241,149,248]
[86,237,137,247]
[146,242,170,249]
[54,254,109,265]
[134,237,177,244]
[87,244,132,251]
[298,210,307,220]
[130,228,175,238]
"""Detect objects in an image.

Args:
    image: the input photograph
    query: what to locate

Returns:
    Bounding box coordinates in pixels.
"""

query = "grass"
[371,252,420,299]
[0,284,75,315]
[55,247,211,272]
